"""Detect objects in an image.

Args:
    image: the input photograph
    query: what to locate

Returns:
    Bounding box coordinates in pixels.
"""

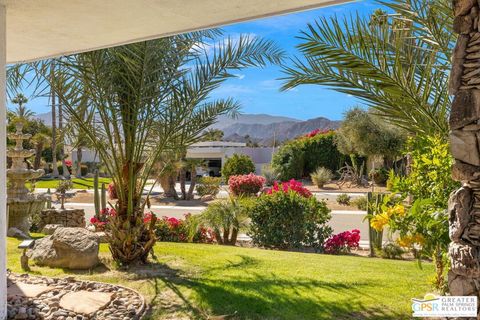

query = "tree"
[31,133,51,170]
[45,32,283,265]
[201,129,224,141]
[282,0,454,138]
[50,64,59,177]
[222,154,256,182]
[11,93,34,120]
[335,107,405,168]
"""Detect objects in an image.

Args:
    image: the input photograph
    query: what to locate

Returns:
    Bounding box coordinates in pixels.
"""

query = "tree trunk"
[51,76,59,178]
[448,3,480,312]
[179,169,187,200]
[33,142,43,170]
[76,146,83,178]
[159,175,178,200]
[187,167,197,200]
[58,99,70,179]
[228,227,238,246]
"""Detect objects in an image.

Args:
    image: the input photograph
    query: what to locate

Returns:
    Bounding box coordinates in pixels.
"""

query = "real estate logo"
[412,294,477,317]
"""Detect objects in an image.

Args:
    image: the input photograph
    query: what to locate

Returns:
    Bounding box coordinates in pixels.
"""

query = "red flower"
[90,217,99,224]
[265,179,312,198]
[324,230,361,254]
[143,212,156,224]
[64,160,73,167]
[228,173,265,196]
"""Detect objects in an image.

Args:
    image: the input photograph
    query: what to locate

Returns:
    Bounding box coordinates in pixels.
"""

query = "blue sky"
[13,0,382,121]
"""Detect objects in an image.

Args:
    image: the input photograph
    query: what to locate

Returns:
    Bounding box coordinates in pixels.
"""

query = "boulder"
[450,90,480,129]
[7,227,30,240]
[449,187,473,242]
[450,130,480,165]
[41,224,62,235]
[28,227,99,270]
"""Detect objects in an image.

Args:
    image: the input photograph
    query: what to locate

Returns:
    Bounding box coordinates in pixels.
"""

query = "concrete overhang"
[5,0,354,63]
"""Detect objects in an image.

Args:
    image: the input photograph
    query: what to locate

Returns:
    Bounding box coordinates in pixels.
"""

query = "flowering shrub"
[265,179,312,198]
[155,214,215,243]
[324,229,360,254]
[90,207,116,231]
[228,174,265,196]
[107,182,118,200]
[249,190,332,250]
[304,128,333,138]
[64,160,73,167]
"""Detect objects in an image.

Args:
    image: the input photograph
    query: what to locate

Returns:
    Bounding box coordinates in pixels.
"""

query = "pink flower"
[324,230,361,254]
[228,174,265,196]
[265,179,312,198]
[90,217,99,224]
[143,212,156,224]
[64,160,73,167]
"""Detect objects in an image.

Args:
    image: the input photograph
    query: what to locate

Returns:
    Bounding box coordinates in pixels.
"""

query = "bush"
[377,243,404,260]
[324,229,360,254]
[228,173,265,196]
[80,164,88,176]
[248,190,332,250]
[271,130,345,180]
[310,167,333,188]
[155,214,214,243]
[352,196,368,211]
[196,177,222,198]
[194,197,250,245]
[337,193,351,206]
[222,154,255,182]
[369,168,388,185]
[265,179,312,198]
[261,165,279,186]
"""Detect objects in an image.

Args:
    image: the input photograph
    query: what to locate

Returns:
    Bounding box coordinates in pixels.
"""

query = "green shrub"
[310,167,333,188]
[337,193,351,206]
[248,191,332,250]
[271,131,345,181]
[369,168,388,185]
[377,243,404,260]
[222,154,255,182]
[196,177,222,198]
[352,196,368,211]
[195,197,250,245]
[261,165,279,186]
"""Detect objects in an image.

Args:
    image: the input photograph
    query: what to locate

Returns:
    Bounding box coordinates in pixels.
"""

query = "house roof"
[5,0,353,63]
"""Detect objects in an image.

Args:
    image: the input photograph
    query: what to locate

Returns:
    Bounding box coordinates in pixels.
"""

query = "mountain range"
[34,112,341,146]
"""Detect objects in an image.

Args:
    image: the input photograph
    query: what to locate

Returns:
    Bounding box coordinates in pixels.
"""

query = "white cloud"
[234,74,246,80]
[213,84,255,95]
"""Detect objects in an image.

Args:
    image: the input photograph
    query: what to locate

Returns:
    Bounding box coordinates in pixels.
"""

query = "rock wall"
[450,1,480,317]
[37,209,86,231]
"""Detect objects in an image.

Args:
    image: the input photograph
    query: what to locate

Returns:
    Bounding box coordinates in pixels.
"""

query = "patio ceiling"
[5,0,353,63]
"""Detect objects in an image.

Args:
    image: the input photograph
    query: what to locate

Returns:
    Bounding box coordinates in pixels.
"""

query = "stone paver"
[60,290,113,315]
[7,282,51,298]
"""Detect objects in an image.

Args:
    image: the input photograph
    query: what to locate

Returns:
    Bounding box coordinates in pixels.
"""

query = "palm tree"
[46,31,283,265]
[202,128,224,141]
[282,0,454,137]
[11,93,34,120]
[31,132,51,170]
[181,158,207,200]
[50,67,59,177]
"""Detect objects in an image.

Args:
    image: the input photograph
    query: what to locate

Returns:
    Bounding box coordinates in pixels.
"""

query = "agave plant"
[29,31,283,265]
[282,0,455,137]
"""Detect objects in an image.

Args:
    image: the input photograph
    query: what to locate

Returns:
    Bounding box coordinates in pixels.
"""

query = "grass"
[8,237,434,319]
[28,177,112,190]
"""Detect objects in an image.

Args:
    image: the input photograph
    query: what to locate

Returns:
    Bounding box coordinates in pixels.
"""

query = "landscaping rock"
[6,227,30,240]
[450,90,480,129]
[450,130,480,165]
[449,242,480,277]
[449,187,473,242]
[37,208,86,231]
[60,291,112,315]
[28,228,99,270]
[41,224,62,235]
[452,160,480,181]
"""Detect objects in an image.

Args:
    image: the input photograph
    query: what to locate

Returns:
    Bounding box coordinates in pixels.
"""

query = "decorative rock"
[449,242,480,277]
[454,14,474,34]
[452,160,480,181]
[28,228,99,270]
[6,228,30,240]
[41,224,63,235]
[37,208,86,231]
[454,0,476,16]
[449,187,473,241]
[450,130,480,165]
[450,90,480,129]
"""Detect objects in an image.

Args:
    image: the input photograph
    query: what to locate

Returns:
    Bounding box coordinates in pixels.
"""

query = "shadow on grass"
[124,254,406,320]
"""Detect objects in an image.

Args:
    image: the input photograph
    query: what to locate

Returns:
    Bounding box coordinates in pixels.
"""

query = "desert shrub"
[271,130,345,180]
[194,197,250,245]
[155,214,214,243]
[261,165,279,186]
[310,167,333,188]
[196,177,222,198]
[80,165,88,176]
[336,193,351,206]
[248,190,332,250]
[352,196,368,211]
[369,168,389,185]
[228,173,265,196]
[324,229,360,254]
[377,243,404,260]
[265,179,312,198]
[222,154,255,182]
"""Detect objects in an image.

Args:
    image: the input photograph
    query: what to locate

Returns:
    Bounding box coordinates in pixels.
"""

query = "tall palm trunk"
[51,69,59,178]
[179,169,187,200]
[186,167,197,200]
[58,99,70,178]
[34,142,43,170]
[160,175,179,200]
[76,146,83,178]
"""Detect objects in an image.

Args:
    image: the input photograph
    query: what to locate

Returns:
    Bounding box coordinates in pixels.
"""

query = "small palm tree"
[11,93,34,120]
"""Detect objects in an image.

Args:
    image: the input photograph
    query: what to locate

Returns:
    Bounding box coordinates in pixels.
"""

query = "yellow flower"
[397,234,424,248]
[392,204,406,216]
[370,213,389,232]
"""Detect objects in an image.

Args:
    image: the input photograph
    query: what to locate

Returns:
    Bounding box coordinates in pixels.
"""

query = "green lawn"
[29,177,112,190]
[8,237,434,319]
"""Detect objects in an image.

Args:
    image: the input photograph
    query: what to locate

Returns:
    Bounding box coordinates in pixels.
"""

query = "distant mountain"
[223,117,341,145]
[34,111,341,146]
